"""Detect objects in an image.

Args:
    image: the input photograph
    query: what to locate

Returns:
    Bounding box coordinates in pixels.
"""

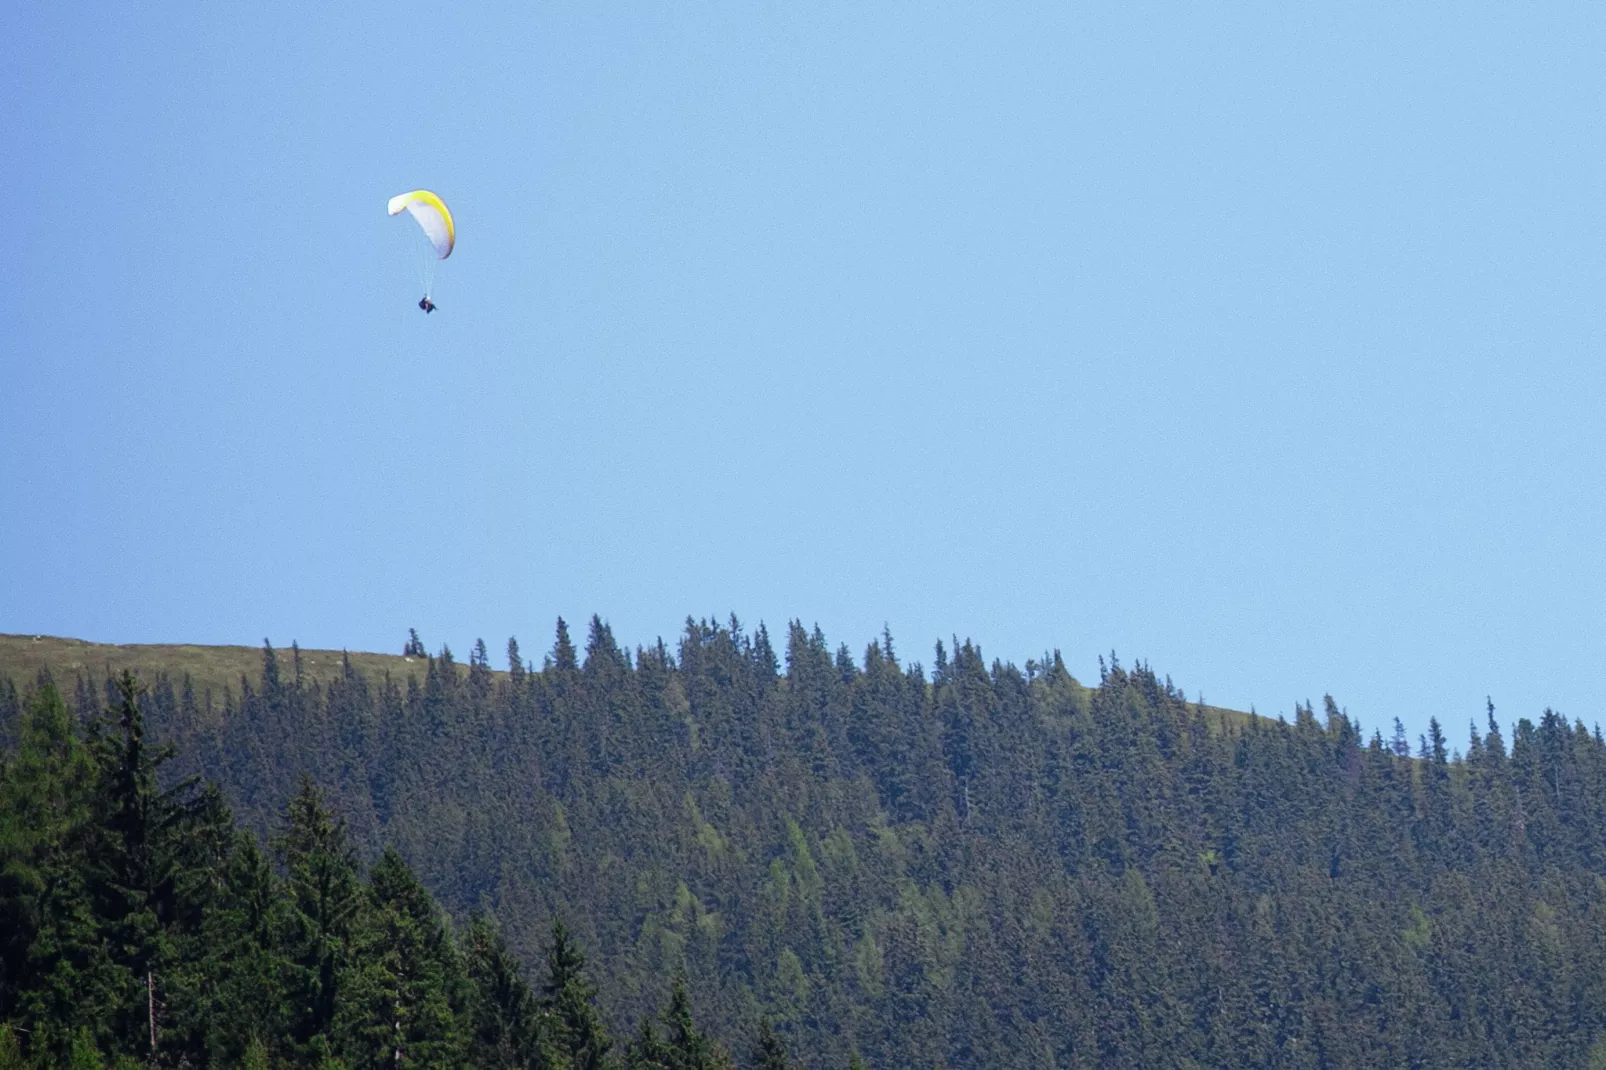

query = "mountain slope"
[4,621,1604,1068]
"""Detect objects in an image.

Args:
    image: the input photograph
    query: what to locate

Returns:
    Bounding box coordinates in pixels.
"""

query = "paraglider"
[388,190,454,311]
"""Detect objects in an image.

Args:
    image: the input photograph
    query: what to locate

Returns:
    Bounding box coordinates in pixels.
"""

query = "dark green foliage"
[657,976,730,1070]
[625,976,733,1070]
[750,1020,793,1070]
[543,920,612,1070]
[10,623,1606,1067]
[0,676,119,1060]
[463,913,558,1069]
[0,679,693,1068]
[275,776,365,1058]
[83,672,219,1056]
[337,848,468,1067]
[174,831,291,1064]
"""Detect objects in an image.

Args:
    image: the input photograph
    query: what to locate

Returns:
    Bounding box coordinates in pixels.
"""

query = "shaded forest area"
[6,617,1606,1067]
[0,673,784,1069]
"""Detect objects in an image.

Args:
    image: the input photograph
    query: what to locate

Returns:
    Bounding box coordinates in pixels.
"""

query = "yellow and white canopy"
[387,190,454,259]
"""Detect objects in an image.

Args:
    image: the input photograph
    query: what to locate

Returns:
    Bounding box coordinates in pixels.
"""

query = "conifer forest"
[4,619,1606,1067]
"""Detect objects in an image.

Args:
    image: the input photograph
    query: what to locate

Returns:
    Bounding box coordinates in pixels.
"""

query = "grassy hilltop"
[0,631,1254,733]
[0,633,440,704]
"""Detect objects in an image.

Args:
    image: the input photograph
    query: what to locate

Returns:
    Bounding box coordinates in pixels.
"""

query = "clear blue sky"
[5,3,1603,746]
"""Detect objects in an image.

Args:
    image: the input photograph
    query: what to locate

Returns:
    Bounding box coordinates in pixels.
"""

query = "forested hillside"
[6,619,1606,1068]
[0,673,757,1068]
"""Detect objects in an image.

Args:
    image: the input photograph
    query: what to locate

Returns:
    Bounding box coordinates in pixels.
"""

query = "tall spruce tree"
[274,776,364,1059]
[84,671,209,1058]
[337,847,468,1067]
[464,913,561,1069]
[751,1019,794,1070]
[543,920,612,1070]
[0,677,116,1060]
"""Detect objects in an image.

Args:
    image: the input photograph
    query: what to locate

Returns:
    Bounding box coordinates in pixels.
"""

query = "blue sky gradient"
[5,2,1604,744]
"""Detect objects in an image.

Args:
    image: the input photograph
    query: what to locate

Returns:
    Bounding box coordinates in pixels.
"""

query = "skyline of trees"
[6,617,1606,1067]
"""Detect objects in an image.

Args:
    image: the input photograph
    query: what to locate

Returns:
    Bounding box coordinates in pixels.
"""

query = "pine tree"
[83,671,210,1059]
[337,848,468,1067]
[625,1016,672,1070]
[0,677,121,1061]
[543,920,612,1070]
[176,831,290,1065]
[552,620,579,673]
[657,975,733,1070]
[751,1019,794,1070]
[274,776,364,1058]
[1391,718,1410,758]
[463,913,559,1069]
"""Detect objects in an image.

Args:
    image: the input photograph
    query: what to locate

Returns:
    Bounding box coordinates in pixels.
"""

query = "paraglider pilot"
[419,296,436,314]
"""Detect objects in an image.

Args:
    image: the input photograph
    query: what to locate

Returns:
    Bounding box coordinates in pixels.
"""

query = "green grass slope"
[0,631,1253,732]
[0,633,439,703]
